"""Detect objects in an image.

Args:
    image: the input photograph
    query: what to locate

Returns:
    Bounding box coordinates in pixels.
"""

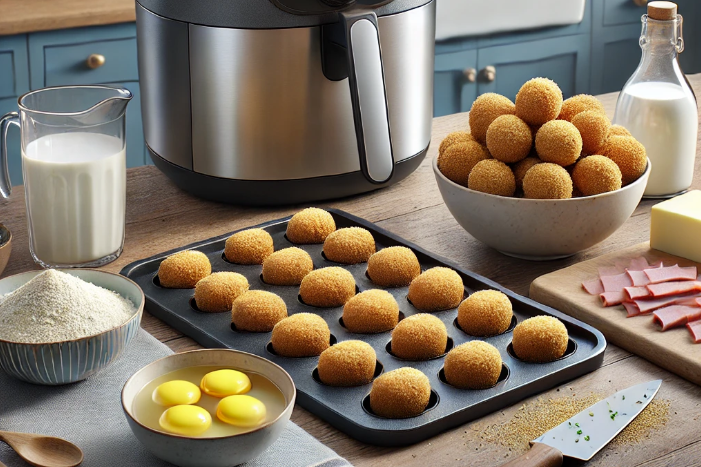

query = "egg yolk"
[159,405,212,436]
[216,395,267,428]
[152,380,201,406]
[200,369,251,398]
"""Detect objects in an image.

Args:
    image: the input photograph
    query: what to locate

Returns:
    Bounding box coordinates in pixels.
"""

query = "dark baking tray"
[120,208,606,447]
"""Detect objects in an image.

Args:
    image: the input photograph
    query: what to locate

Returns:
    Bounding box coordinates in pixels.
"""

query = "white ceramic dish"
[433,157,651,260]
[122,349,296,467]
[0,269,143,385]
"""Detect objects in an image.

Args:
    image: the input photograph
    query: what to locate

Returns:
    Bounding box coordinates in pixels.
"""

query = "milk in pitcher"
[22,132,126,265]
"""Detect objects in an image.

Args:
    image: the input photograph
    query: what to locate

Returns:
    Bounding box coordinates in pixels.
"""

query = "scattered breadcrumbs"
[480,393,670,452]
[610,399,670,446]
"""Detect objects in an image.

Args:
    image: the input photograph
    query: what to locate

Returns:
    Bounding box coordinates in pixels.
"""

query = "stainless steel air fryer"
[136,0,435,205]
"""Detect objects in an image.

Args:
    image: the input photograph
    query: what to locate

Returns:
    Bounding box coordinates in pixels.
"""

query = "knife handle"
[500,442,563,467]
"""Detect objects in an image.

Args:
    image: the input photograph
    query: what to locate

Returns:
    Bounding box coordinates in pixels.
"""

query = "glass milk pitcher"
[0,85,132,268]
[613,2,698,198]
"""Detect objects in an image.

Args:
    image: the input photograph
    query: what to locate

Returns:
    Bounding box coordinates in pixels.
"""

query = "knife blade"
[501,379,662,467]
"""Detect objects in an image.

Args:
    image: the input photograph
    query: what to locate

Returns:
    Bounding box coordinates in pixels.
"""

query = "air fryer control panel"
[272,0,392,15]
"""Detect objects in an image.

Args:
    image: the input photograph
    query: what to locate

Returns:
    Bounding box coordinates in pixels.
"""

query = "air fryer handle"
[340,10,394,184]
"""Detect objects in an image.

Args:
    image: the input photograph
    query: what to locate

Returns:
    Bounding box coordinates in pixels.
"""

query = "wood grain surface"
[0,0,136,36]
[531,243,701,386]
[1,76,701,466]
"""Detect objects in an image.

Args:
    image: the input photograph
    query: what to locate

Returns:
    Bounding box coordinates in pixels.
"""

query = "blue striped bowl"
[0,269,144,385]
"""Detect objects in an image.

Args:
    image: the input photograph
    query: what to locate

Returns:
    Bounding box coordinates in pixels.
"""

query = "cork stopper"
[648,1,677,21]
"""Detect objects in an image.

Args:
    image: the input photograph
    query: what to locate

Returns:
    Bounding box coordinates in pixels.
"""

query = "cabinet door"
[476,34,591,102]
[434,48,478,117]
[590,24,641,95]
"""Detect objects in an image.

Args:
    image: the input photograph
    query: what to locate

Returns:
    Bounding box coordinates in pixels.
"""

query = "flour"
[0,269,136,343]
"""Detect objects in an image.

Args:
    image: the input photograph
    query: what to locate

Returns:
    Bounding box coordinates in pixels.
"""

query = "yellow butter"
[650,190,701,263]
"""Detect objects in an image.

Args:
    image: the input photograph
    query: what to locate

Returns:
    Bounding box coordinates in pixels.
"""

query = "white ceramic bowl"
[433,157,651,260]
[0,269,143,384]
[122,349,296,467]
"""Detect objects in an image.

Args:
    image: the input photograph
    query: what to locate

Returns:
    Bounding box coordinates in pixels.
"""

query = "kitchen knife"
[501,379,662,467]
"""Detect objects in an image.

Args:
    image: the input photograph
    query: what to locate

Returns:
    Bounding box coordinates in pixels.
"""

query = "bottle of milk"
[613,1,698,198]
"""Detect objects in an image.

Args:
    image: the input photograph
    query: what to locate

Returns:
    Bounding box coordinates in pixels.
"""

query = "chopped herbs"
[577,430,582,435]
[585,435,590,441]
[568,422,572,426]
[622,395,625,400]
[610,412,618,420]
[575,423,580,427]
[589,412,594,417]
[575,439,579,443]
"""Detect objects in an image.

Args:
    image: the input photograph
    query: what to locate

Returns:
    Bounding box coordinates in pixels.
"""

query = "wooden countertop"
[0,0,136,36]
[2,77,701,466]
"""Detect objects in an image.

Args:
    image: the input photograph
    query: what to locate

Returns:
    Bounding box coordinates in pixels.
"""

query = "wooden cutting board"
[530,242,701,386]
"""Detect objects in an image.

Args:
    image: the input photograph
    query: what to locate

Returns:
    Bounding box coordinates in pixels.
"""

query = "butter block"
[650,190,701,263]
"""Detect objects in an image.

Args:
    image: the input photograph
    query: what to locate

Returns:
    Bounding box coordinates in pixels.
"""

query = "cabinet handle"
[482,66,496,82]
[463,68,477,83]
[633,0,647,6]
[86,54,106,69]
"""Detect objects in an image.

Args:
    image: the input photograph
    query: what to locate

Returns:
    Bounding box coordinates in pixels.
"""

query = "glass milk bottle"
[613,1,697,198]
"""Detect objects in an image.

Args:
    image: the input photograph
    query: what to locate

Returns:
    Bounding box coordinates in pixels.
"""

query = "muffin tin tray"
[120,209,606,446]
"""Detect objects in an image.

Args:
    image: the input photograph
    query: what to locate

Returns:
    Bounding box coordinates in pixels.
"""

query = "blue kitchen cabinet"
[476,34,591,102]
[0,23,146,186]
[0,34,29,187]
[434,47,478,116]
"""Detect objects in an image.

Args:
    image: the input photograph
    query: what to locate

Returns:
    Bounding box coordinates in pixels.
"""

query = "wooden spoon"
[0,431,83,467]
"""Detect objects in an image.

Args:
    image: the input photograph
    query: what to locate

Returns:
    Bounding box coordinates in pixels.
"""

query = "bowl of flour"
[0,269,143,385]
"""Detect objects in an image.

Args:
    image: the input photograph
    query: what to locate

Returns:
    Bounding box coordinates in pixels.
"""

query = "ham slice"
[623,302,641,317]
[624,286,651,300]
[627,257,651,271]
[598,266,624,277]
[582,278,604,295]
[627,270,652,287]
[601,273,633,292]
[600,291,626,307]
[647,281,701,298]
[634,293,700,314]
[644,264,698,284]
[653,305,701,331]
[687,320,701,343]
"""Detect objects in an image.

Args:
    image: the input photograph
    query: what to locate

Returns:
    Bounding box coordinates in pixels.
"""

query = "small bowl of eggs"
[122,349,295,467]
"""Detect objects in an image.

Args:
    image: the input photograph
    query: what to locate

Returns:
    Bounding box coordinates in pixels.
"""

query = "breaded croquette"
[367,246,421,287]
[194,272,249,312]
[437,141,490,187]
[601,136,648,185]
[486,115,532,163]
[522,163,573,199]
[231,290,287,332]
[323,227,375,264]
[535,120,583,167]
[407,267,464,312]
[271,313,330,357]
[224,229,274,265]
[158,250,211,289]
[439,131,475,155]
[513,156,542,190]
[369,368,431,418]
[515,78,563,125]
[469,93,516,144]
[391,313,448,360]
[457,290,513,336]
[317,340,376,387]
[572,110,611,155]
[512,316,569,363]
[558,94,606,122]
[342,289,400,333]
[444,341,502,389]
[299,267,356,307]
[286,208,336,244]
[262,247,314,286]
[572,155,622,196]
[468,159,516,197]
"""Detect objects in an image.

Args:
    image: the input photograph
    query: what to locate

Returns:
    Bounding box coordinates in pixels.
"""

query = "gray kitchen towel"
[0,329,352,467]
